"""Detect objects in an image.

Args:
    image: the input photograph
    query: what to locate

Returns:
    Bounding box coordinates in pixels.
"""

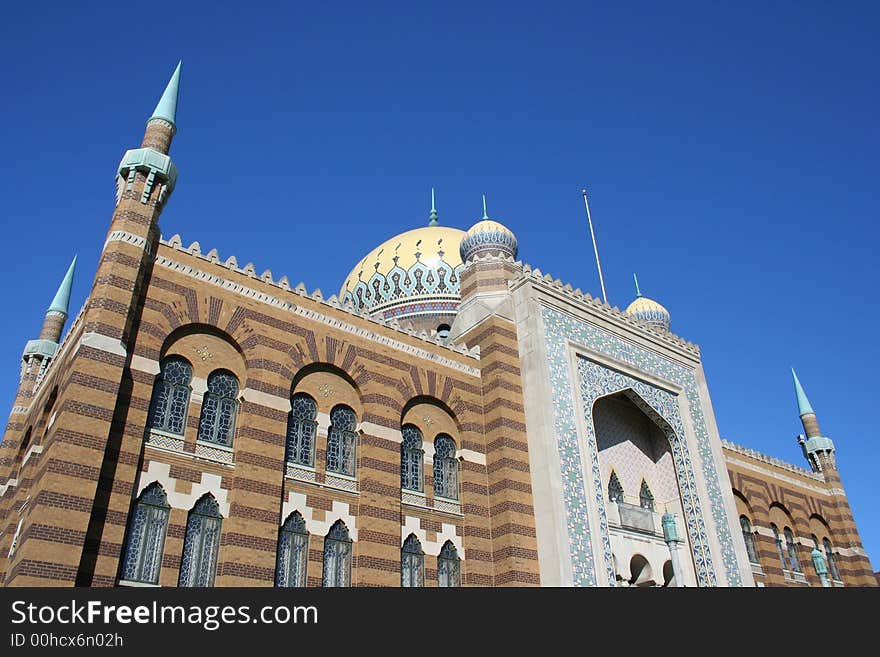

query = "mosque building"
[0,64,875,588]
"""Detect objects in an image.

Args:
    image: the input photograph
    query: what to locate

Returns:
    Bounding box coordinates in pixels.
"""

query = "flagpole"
[581,188,608,305]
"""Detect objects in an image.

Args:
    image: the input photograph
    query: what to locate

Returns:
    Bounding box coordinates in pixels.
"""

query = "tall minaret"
[14,256,77,405]
[792,369,836,473]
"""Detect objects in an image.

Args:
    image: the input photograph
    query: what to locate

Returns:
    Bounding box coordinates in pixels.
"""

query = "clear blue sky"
[1,1,877,574]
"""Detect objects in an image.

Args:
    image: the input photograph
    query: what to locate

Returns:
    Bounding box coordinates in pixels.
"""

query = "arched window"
[327,405,357,476]
[286,393,317,466]
[197,370,239,447]
[639,480,654,511]
[784,527,802,573]
[401,424,424,492]
[771,524,787,571]
[276,511,309,587]
[433,434,458,500]
[823,537,841,582]
[740,516,760,565]
[608,472,624,503]
[322,520,352,587]
[149,357,192,435]
[120,483,170,585]
[401,534,424,587]
[438,540,461,587]
[179,494,222,587]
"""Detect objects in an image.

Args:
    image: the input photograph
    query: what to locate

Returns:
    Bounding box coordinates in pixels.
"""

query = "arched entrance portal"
[592,391,694,587]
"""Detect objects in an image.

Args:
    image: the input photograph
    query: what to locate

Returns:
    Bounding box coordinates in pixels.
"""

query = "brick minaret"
[792,368,876,585]
[0,63,182,585]
[451,200,541,585]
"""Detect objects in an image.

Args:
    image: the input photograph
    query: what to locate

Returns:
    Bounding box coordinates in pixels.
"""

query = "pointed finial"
[48,255,77,316]
[428,187,439,226]
[482,194,489,220]
[791,368,815,416]
[633,273,643,298]
[149,61,182,126]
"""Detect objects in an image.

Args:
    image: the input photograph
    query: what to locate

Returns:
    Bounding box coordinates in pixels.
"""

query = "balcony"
[608,501,661,536]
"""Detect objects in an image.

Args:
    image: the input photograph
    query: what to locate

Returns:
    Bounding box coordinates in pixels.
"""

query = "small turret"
[792,369,836,472]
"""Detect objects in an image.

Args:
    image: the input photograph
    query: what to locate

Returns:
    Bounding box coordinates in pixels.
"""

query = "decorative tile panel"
[325,474,358,493]
[286,464,317,483]
[541,305,743,587]
[194,441,234,465]
[147,431,184,452]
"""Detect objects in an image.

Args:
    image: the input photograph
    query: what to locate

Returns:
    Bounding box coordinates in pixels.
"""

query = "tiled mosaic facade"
[540,304,743,587]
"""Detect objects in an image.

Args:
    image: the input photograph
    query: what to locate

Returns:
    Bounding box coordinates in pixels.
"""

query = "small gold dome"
[625,296,671,331]
[460,219,518,262]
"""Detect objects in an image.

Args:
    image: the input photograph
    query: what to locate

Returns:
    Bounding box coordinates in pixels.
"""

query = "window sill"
[118,580,160,588]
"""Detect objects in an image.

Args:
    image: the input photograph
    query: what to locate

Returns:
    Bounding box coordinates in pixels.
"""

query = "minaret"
[791,369,836,473]
[15,256,77,403]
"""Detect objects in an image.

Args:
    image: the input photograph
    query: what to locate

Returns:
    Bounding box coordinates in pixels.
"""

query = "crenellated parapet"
[157,234,481,360]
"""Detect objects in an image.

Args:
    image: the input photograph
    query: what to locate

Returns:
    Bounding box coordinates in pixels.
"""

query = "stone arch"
[808,513,834,544]
[291,363,363,419]
[401,395,463,436]
[732,489,755,520]
[629,554,655,586]
[160,323,247,385]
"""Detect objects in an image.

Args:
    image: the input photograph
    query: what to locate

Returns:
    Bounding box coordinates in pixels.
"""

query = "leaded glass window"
[197,370,239,447]
[276,511,309,587]
[438,540,461,587]
[608,472,624,503]
[121,483,169,585]
[772,524,787,571]
[401,424,424,492]
[741,516,760,565]
[286,394,317,466]
[327,405,357,476]
[784,527,802,573]
[149,357,192,435]
[639,480,654,511]
[401,534,424,587]
[823,537,841,581]
[433,434,458,500]
[322,520,352,587]
[178,494,222,587]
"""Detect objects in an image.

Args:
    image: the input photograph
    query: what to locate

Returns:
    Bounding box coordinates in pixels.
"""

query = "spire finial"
[791,368,815,416]
[149,61,182,127]
[482,194,489,220]
[48,255,77,316]
[633,273,643,298]
[428,187,438,226]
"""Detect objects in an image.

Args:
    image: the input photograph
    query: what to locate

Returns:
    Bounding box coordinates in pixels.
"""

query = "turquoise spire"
[633,273,643,298]
[482,194,489,220]
[48,255,77,315]
[149,61,182,126]
[428,187,438,226]
[791,368,815,416]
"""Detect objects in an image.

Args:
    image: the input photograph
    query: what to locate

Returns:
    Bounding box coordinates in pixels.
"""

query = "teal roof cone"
[633,273,643,298]
[482,194,489,220]
[428,187,439,226]
[791,368,815,416]
[48,255,77,315]
[149,61,182,126]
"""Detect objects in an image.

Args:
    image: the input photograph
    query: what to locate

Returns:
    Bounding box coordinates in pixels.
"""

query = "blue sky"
[1,1,877,574]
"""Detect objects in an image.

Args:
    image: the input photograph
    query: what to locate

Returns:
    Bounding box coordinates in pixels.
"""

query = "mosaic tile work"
[541,305,743,587]
[147,431,185,452]
[325,474,358,493]
[286,464,317,483]
[195,441,234,465]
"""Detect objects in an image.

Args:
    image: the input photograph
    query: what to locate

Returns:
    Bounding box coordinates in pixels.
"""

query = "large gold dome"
[340,224,467,329]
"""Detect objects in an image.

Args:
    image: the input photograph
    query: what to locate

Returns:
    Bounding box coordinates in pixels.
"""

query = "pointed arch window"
[327,405,357,476]
[149,357,192,435]
[401,424,424,492]
[639,480,654,511]
[276,512,309,587]
[286,394,317,466]
[438,540,461,587]
[771,524,787,571]
[120,483,170,585]
[401,534,424,587]
[179,494,222,587]
[784,527,802,573]
[322,520,352,587]
[823,537,841,582]
[197,370,239,447]
[740,516,760,565]
[608,472,624,504]
[433,434,458,500]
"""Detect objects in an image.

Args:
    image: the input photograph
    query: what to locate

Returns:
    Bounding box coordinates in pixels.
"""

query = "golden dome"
[460,219,518,262]
[340,224,467,327]
[625,296,671,331]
